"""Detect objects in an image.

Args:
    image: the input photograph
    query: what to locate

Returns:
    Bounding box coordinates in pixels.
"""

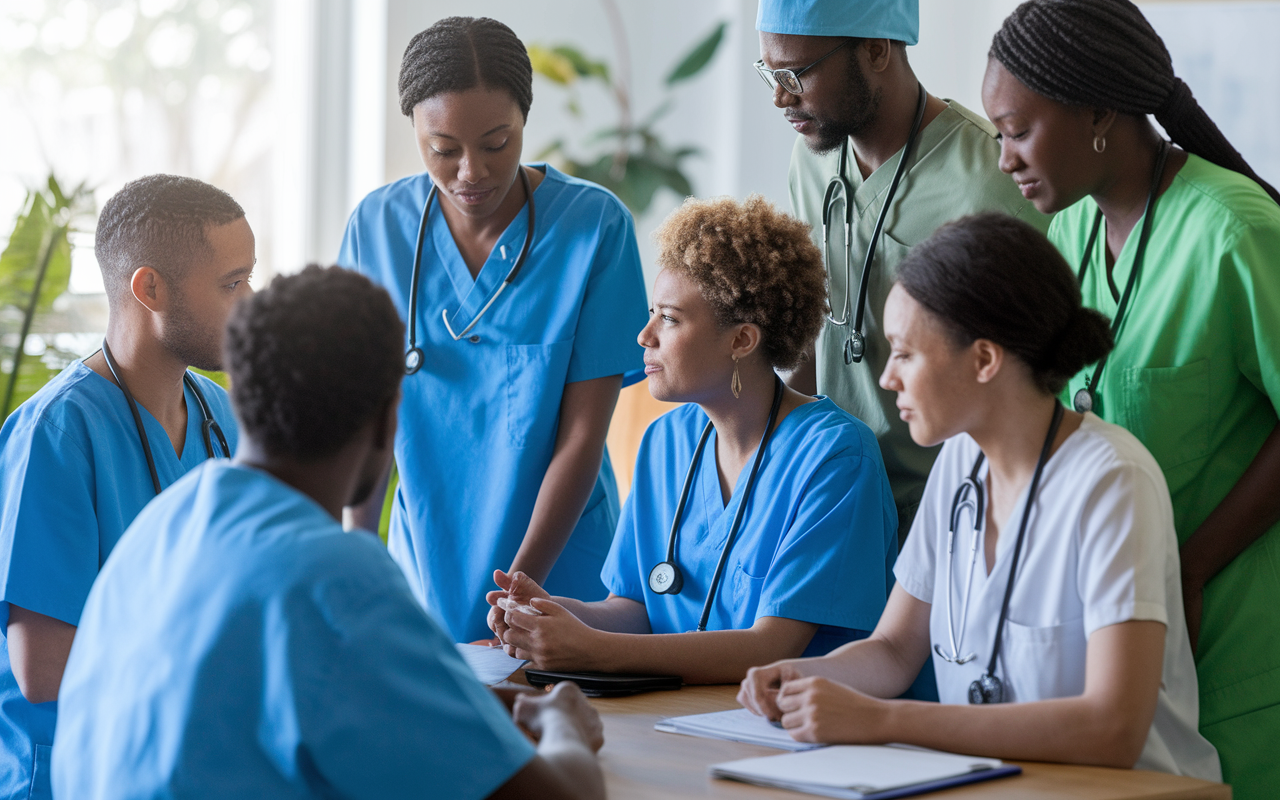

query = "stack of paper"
[655,708,819,751]
[455,643,526,685]
[710,745,1020,799]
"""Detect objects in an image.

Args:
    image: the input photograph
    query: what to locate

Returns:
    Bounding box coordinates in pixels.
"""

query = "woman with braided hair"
[340,16,648,644]
[983,1,1280,794]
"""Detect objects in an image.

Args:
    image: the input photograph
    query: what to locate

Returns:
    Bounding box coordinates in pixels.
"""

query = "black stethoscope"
[403,168,535,375]
[647,375,784,632]
[101,340,231,496]
[824,82,927,366]
[1072,140,1170,414]
[934,400,1064,705]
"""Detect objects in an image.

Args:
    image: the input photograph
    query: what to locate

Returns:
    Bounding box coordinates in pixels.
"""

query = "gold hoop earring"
[1093,135,1107,154]
[731,356,742,399]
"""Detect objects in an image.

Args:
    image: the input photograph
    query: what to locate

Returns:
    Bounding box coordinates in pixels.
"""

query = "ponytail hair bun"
[895,213,1115,395]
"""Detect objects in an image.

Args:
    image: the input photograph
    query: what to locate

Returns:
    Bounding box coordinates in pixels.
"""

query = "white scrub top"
[602,398,898,656]
[53,461,535,800]
[0,362,236,800]
[338,164,648,642]
[895,413,1220,780]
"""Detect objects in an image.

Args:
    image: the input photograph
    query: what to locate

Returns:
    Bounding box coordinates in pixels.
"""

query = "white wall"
[349,0,1280,283]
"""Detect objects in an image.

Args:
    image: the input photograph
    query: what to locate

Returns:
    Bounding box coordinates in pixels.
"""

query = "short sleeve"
[337,207,361,273]
[601,454,647,603]
[1224,220,1280,412]
[297,545,535,800]
[0,414,100,627]
[755,454,895,633]
[894,439,960,605]
[565,201,648,385]
[1076,463,1173,636]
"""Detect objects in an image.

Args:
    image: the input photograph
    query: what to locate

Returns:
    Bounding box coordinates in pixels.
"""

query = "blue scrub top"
[53,461,535,800]
[338,164,649,642]
[0,361,236,800]
[602,398,899,656]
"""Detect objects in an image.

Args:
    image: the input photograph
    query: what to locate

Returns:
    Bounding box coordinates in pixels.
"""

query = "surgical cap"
[756,0,919,46]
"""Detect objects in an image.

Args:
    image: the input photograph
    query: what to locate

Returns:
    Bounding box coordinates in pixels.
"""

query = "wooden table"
[589,684,1230,800]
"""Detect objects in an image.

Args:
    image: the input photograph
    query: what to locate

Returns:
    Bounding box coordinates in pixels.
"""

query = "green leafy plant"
[0,175,95,421]
[529,10,727,216]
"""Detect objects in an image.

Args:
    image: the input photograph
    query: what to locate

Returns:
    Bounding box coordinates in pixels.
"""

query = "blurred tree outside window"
[0,0,279,412]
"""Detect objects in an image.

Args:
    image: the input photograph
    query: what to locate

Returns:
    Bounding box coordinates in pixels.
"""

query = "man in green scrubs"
[755,0,1047,538]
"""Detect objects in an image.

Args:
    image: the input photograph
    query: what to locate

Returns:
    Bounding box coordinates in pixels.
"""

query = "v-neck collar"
[691,400,818,540]
[844,103,965,218]
[81,362,205,464]
[427,173,540,321]
[973,423,1078,578]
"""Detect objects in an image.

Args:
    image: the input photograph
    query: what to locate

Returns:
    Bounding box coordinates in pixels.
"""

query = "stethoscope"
[403,167,535,375]
[934,400,1064,705]
[1072,140,1170,414]
[647,375,784,632]
[101,340,231,496]
[824,82,927,366]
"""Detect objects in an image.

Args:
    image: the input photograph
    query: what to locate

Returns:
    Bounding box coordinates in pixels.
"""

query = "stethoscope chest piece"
[405,347,424,375]
[648,561,683,595]
[1072,388,1093,414]
[968,672,1005,705]
[844,331,865,365]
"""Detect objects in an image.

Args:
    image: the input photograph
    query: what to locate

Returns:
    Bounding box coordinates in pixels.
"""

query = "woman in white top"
[738,213,1220,778]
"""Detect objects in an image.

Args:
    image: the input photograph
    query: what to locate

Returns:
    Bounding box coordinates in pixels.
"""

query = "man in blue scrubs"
[53,265,606,799]
[0,175,249,800]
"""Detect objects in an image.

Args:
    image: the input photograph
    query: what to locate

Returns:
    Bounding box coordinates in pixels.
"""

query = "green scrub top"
[789,100,1048,537]
[1052,153,1280,799]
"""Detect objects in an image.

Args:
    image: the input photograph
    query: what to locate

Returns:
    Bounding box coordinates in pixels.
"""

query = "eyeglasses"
[754,39,852,95]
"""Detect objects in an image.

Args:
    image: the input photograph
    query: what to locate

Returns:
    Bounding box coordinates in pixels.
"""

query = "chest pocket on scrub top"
[1119,359,1211,470]
[506,340,574,448]
[1000,618,1087,703]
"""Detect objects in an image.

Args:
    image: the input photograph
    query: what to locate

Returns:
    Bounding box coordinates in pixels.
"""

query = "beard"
[162,285,223,372]
[805,53,882,155]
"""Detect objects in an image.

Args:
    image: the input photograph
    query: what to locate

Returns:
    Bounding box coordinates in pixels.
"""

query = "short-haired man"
[53,266,606,800]
[755,0,1049,539]
[0,175,251,800]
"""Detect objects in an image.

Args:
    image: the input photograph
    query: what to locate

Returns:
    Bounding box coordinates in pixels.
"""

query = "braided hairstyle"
[990,0,1279,205]
[398,16,533,120]
[896,213,1114,395]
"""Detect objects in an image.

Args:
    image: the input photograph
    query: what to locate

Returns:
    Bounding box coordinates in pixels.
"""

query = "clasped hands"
[485,569,602,670]
[737,659,891,744]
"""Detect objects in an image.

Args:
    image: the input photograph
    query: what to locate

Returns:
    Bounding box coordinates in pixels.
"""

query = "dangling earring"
[731,355,742,399]
[1093,135,1107,154]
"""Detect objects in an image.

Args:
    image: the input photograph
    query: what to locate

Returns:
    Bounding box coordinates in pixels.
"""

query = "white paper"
[455,643,526,686]
[655,708,820,751]
[711,745,1005,799]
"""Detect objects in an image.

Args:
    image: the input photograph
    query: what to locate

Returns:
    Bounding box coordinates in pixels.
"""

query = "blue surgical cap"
[756,0,919,46]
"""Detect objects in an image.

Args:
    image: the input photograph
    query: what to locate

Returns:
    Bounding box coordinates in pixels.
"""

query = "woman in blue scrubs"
[340,17,648,643]
[487,196,900,683]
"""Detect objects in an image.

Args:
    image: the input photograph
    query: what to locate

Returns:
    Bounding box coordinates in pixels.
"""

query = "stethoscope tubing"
[404,167,535,373]
[1073,140,1170,413]
[823,83,928,365]
[655,376,785,633]
[100,340,229,496]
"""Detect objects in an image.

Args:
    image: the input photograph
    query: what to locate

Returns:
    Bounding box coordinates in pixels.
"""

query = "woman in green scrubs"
[981,2,1280,797]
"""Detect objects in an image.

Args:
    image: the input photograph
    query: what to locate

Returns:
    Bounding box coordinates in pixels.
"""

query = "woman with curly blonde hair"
[484,195,900,683]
